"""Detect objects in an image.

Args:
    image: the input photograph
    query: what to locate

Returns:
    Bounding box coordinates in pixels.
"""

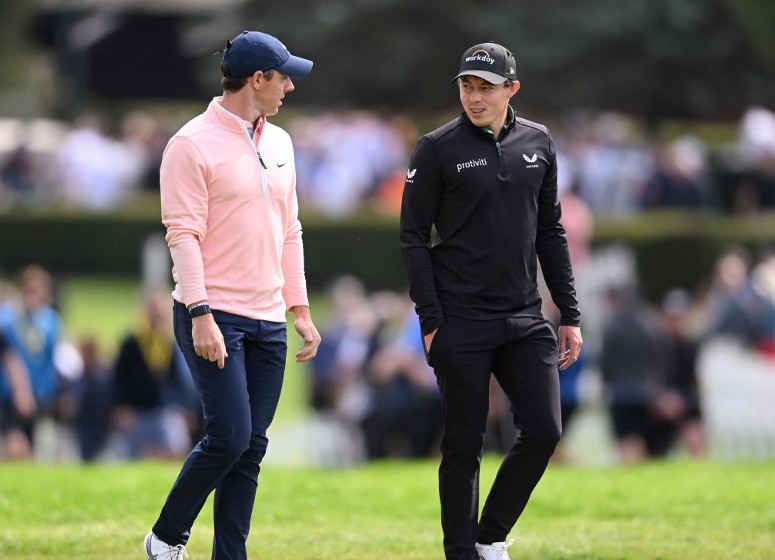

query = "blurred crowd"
[305,235,775,465]
[2,105,775,217]
[3,239,775,464]
[0,266,202,462]
[2,102,775,465]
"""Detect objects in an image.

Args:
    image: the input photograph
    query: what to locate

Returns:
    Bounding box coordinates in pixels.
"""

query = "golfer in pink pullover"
[144,31,320,560]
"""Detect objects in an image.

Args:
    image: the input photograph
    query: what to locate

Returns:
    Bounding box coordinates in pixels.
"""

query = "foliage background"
[1,0,774,121]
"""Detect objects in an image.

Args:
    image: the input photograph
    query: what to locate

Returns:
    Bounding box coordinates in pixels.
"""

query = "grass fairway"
[0,459,773,559]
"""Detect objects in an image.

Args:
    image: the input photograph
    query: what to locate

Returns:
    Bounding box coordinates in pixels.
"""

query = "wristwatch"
[188,302,212,317]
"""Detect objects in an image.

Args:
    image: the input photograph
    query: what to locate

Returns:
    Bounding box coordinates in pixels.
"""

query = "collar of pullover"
[463,104,516,140]
[209,96,266,141]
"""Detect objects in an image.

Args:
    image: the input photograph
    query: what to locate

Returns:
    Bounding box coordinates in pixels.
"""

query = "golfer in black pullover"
[400,42,583,560]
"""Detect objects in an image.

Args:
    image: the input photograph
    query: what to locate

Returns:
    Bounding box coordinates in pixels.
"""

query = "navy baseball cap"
[222,31,313,79]
[452,42,517,84]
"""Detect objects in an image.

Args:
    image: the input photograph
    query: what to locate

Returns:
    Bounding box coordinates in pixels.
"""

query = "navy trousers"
[153,301,287,560]
[428,313,562,560]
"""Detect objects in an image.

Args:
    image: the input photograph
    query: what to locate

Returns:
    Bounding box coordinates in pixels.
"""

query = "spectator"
[748,250,775,359]
[0,329,35,459]
[723,106,775,214]
[641,136,709,209]
[1,145,38,197]
[0,265,62,459]
[574,112,653,215]
[705,246,775,351]
[60,337,113,462]
[752,152,775,210]
[56,113,134,211]
[559,181,594,266]
[112,290,200,459]
[362,299,442,459]
[653,289,706,458]
[292,110,412,217]
[309,275,378,422]
[599,283,671,462]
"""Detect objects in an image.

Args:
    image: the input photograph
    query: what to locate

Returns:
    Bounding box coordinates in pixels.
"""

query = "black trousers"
[427,313,562,560]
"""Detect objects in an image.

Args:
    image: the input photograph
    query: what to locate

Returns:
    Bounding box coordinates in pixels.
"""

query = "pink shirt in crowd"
[160,97,309,323]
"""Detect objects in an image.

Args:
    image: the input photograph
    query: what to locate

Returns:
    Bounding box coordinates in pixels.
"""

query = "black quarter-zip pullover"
[400,108,581,335]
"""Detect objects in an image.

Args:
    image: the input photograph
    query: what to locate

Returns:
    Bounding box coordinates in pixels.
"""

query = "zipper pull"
[495,141,509,182]
[257,151,268,169]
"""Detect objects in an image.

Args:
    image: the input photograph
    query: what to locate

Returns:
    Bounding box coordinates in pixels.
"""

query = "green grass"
[0,459,773,559]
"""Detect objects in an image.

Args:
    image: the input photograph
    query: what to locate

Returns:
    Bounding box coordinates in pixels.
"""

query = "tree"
[238,0,775,119]
[0,0,48,116]
[16,0,775,120]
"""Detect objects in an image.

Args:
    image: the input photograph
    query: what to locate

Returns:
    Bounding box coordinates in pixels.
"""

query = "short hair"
[220,60,276,92]
[455,77,516,88]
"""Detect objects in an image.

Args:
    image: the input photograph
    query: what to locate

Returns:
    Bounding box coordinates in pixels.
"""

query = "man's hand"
[558,325,583,371]
[423,329,438,352]
[192,313,227,369]
[291,305,321,363]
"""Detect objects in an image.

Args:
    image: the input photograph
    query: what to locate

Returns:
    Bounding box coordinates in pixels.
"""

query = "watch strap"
[188,303,212,317]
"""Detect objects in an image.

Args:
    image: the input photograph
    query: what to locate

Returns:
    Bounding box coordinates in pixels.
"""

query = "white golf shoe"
[144,531,189,560]
[475,539,514,560]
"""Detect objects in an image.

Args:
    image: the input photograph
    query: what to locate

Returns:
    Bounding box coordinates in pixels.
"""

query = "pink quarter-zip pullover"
[160,97,308,322]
